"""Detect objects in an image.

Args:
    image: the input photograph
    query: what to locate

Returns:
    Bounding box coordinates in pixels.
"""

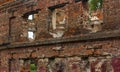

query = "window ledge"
[0,30,120,50]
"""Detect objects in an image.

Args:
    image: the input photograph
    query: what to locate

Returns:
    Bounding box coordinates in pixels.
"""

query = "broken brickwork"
[0,0,120,72]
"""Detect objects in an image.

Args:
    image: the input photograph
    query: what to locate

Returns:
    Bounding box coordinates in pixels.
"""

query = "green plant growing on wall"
[30,63,37,72]
[88,0,103,12]
[88,0,103,24]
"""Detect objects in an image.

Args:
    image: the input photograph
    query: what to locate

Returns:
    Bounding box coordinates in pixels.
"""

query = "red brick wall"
[0,0,120,72]
[0,12,9,44]
[0,39,120,72]
[0,0,119,44]
[103,0,120,30]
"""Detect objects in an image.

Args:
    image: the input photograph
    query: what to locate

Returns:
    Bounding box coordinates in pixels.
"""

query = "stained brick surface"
[0,0,120,72]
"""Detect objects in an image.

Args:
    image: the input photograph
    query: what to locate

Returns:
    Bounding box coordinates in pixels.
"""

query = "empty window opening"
[52,9,67,30]
[88,0,103,24]
[23,9,40,20]
[81,0,103,33]
[48,5,67,38]
[74,0,103,22]
[28,31,34,39]
[22,9,40,41]
[48,3,68,30]
[51,9,67,30]
[28,14,34,20]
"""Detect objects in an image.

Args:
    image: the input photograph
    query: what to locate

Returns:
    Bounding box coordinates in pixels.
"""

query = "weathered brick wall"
[0,0,91,43]
[0,12,9,44]
[0,0,120,72]
[0,39,120,72]
[104,0,120,30]
[0,0,119,44]
[0,0,120,43]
